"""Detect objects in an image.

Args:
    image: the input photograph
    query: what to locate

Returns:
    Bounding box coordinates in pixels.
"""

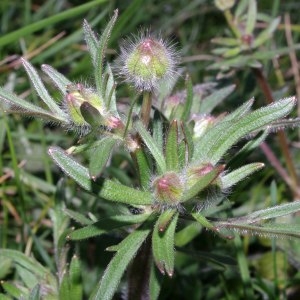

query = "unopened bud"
[187,163,214,186]
[116,34,178,91]
[214,0,235,11]
[152,172,183,205]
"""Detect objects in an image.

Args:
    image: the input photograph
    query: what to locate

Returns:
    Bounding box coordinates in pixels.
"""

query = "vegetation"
[1,0,300,299]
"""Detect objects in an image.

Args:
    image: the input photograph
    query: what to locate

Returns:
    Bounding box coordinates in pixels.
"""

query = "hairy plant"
[1,4,300,300]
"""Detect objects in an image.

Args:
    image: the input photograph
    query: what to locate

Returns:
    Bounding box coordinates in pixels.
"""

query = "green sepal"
[91,227,151,300]
[80,101,104,127]
[48,146,153,205]
[165,120,179,171]
[152,212,179,276]
[88,136,117,180]
[69,214,151,240]
[181,165,224,202]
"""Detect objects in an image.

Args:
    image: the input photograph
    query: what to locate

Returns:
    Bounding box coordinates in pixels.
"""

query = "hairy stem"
[141,91,152,128]
[252,67,299,196]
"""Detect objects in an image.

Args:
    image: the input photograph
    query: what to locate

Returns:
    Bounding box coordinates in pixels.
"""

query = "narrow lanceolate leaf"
[1,282,23,298]
[64,208,94,225]
[0,250,56,286]
[211,37,240,46]
[41,64,72,94]
[48,146,153,205]
[134,146,151,190]
[199,85,235,114]
[181,165,224,202]
[95,9,118,96]
[220,163,264,189]
[253,17,281,48]
[83,19,99,64]
[152,212,179,276]
[192,98,254,162]
[245,0,257,35]
[21,59,65,119]
[69,214,151,240]
[69,255,83,300]
[206,97,296,164]
[89,137,117,180]
[216,222,300,239]
[136,121,166,174]
[181,74,193,121]
[222,201,300,225]
[165,120,179,171]
[0,87,59,121]
[91,228,150,300]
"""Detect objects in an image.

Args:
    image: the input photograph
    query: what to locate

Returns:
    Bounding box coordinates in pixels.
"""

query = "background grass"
[1,0,300,299]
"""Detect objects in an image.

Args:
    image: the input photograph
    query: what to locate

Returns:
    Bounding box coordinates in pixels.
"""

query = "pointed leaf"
[181,74,193,121]
[69,255,83,300]
[1,282,23,298]
[83,19,99,65]
[136,121,166,173]
[64,208,93,225]
[199,84,235,114]
[48,146,153,205]
[104,64,118,115]
[29,284,40,300]
[91,228,150,300]
[225,201,300,224]
[192,98,254,161]
[165,120,179,171]
[203,97,296,164]
[220,163,264,189]
[211,37,240,46]
[134,146,151,190]
[42,64,72,94]
[152,212,178,276]
[69,214,151,240]
[95,9,118,95]
[217,222,300,239]
[0,87,60,121]
[245,0,257,35]
[253,17,280,48]
[21,59,65,118]
[89,137,117,180]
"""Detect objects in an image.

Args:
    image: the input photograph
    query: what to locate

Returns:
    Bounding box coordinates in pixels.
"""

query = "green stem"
[252,67,299,195]
[141,91,152,128]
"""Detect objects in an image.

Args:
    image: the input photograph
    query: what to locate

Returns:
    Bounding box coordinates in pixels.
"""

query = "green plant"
[1,2,300,300]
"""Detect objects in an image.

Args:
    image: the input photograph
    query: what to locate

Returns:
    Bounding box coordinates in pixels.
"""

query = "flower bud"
[214,0,235,11]
[187,163,214,186]
[116,34,178,91]
[152,172,183,205]
[192,114,216,139]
